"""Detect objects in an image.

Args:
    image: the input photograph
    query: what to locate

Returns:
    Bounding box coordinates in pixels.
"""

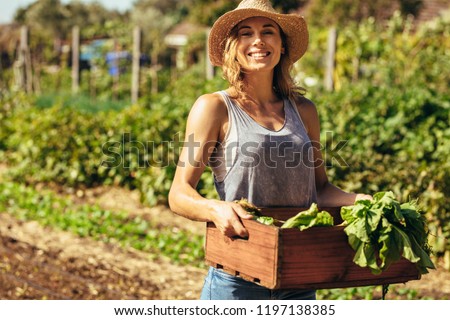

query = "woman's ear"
[281,47,285,54]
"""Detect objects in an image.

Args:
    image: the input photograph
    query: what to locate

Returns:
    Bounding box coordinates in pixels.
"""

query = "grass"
[316,285,425,300]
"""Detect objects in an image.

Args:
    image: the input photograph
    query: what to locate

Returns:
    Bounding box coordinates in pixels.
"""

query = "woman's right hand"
[209,200,254,238]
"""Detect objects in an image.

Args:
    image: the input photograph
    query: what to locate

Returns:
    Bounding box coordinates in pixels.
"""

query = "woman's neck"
[236,71,279,105]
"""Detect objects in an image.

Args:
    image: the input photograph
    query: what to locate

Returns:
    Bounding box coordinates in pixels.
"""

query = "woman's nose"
[253,36,265,46]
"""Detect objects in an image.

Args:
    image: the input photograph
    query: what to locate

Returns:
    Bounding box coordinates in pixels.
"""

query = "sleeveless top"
[209,90,317,207]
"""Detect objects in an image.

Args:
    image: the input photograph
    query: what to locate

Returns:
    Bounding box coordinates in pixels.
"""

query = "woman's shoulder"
[290,94,319,134]
[187,92,228,132]
[191,92,227,116]
[291,94,317,111]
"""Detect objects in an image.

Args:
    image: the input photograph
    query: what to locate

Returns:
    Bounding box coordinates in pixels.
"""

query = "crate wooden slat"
[205,207,421,289]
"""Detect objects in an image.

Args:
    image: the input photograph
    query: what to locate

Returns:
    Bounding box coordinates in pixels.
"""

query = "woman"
[169,0,371,300]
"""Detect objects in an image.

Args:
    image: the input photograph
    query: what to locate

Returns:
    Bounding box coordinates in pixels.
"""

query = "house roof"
[165,21,206,47]
[295,0,449,24]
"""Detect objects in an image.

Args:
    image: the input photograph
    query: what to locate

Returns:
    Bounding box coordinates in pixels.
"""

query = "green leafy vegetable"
[281,203,334,231]
[255,216,275,226]
[234,198,262,216]
[234,198,278,226]
[341,191,435,275]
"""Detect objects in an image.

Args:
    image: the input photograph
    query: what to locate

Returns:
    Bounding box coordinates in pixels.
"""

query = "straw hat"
[208,0,308,67]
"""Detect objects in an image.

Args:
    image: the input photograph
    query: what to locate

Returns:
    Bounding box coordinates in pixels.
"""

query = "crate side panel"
[205,220,280,288]
[278,226,420,289]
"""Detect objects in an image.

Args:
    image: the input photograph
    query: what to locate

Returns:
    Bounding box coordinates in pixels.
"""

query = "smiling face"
[235,16,284,73]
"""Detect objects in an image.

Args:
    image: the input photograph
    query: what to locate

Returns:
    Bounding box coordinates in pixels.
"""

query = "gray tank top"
[212,90,317,207]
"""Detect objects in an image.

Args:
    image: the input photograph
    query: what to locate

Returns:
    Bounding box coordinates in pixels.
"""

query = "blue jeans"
[200,267,316,300]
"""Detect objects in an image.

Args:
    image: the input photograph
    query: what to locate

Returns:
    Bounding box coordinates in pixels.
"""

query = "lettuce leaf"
[340,191,435,275]
[281,203,334,230]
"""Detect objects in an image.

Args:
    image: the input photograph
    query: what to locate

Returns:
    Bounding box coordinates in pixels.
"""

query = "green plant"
[341,191,435,274]
[281,203,334,230]
[0,181,205,267]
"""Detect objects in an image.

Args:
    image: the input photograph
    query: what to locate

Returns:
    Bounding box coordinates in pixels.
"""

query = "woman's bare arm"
[295,97,372,206]
[168,93,253,237]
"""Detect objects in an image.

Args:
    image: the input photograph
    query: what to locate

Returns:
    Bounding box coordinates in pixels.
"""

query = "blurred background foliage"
[0,0,449,267]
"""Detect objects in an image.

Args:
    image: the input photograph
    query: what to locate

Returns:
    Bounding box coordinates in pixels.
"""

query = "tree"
[272,0,308,13]
[306,0,394,27]
[17,0,68,39]
[186,0,307,26]
[305,0,425,27]
[13,0,69,63]
[187,0,238,26]
[65,1,120,28]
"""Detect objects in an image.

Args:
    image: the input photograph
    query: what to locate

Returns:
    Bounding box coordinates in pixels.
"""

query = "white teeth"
[249,52,269,58]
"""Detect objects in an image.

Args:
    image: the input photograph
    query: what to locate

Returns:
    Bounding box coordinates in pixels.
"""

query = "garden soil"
[1,183,449,300]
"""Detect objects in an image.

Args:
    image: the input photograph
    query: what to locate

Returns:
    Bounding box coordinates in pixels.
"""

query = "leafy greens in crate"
[340,191,435,275]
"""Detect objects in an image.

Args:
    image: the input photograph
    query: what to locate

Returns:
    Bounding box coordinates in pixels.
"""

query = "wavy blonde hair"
[221,24,305,99]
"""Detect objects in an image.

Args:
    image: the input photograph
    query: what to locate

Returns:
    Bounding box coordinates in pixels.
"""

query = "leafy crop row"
[313,80,449,259]
[0,66,225,206]
[0,180,205,267]
[300,13,450,261]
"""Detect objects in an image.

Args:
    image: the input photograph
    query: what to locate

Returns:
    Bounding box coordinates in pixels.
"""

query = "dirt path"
[0,213,207,299]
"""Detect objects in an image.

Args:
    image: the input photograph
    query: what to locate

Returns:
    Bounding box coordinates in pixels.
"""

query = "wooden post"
[170,51,177,82]
[17,26,33,92]
[71,26,80,94]
[325,27,337,92]
[24,29,33,93]
[33,60,41,94]
[131,26,141,105]
[16,28,26,90]
[150,50,158,95]
[205,28,214,80]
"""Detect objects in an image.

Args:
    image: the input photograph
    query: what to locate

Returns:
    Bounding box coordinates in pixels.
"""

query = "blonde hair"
[221,25,305,99]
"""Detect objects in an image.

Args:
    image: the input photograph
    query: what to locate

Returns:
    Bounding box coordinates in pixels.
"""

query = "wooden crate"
[205,207,421,289]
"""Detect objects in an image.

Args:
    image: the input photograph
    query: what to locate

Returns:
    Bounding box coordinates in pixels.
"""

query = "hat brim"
[208,8,308,66]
